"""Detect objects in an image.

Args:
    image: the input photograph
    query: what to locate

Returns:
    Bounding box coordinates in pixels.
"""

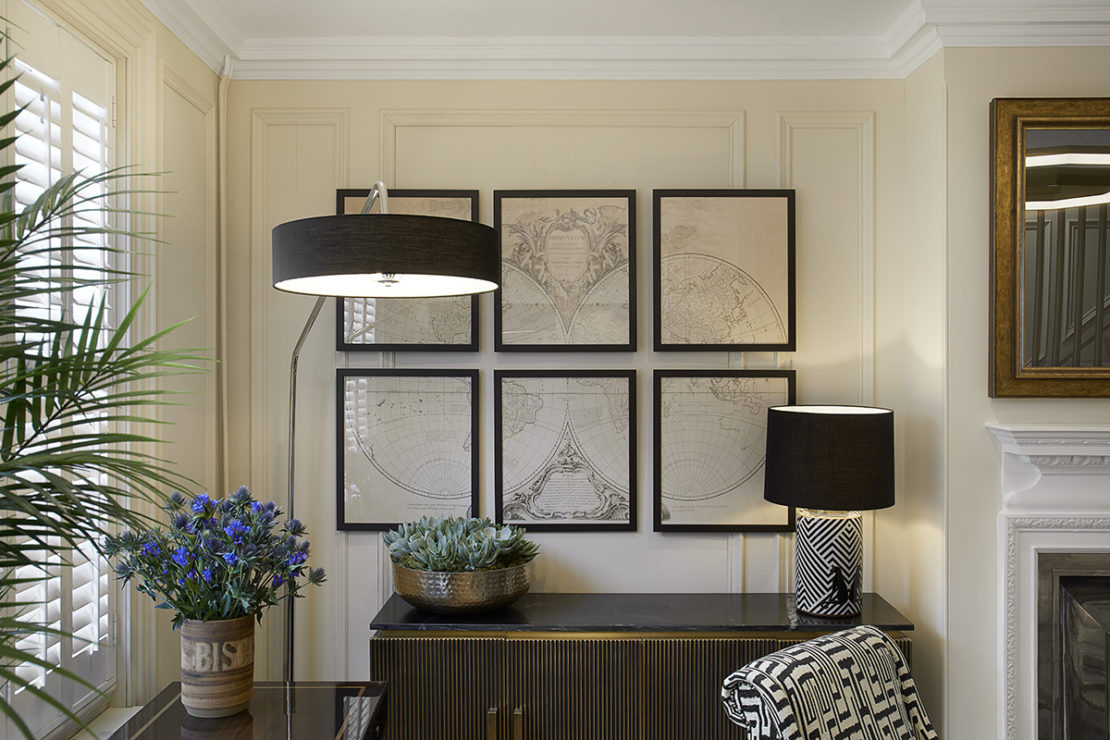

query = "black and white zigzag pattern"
[720,625,939,740]
[795,514,863,616]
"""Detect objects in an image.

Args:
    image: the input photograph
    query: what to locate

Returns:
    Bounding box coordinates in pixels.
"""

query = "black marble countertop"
[369,592,912,632]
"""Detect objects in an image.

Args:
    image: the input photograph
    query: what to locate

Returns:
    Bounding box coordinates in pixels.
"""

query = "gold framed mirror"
[990,98,1110,397]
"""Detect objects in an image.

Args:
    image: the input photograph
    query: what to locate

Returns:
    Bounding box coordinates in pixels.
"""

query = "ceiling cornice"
[139,0,238,71]
[138,1,1110,80]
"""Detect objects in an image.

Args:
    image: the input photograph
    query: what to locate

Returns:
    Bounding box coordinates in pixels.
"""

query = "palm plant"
[0,41,203,738]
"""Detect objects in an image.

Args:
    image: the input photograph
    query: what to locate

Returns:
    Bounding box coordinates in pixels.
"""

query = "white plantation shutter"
[5,3,118,737]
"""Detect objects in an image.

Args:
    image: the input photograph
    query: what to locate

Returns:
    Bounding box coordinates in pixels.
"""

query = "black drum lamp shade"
[764,404,894,617]
[764,405,894,512]
[272,186,500,685]
[272,213,500,298]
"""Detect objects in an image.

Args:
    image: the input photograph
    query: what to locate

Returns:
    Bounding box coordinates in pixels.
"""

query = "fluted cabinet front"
[368,632,912,739]
[368,636,503,739]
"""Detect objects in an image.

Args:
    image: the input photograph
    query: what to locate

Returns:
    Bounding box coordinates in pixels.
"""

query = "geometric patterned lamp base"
[794,509,863,617]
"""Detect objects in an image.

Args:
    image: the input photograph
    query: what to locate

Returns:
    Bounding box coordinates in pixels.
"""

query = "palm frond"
[0,28,209,737]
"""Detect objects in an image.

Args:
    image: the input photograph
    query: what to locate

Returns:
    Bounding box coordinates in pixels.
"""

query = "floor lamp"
[271,182,499,684]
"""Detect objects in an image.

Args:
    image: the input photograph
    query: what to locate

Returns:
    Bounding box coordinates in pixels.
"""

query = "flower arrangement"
[384,516,539,572]
[104,486,325,628]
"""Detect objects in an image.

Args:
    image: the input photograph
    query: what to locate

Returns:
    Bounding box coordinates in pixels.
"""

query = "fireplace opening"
[1038,553,1110,739]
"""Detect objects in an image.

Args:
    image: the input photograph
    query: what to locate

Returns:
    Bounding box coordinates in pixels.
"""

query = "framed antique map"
[494,190,636,351]
[335,189,479,351]
[494,370,636,531]
[337,369,479,530]
[653,369,796,532]
[653,189,795,351]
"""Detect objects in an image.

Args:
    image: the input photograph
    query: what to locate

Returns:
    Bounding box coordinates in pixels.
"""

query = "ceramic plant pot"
[392,562,531,615]
[179,615,254,718]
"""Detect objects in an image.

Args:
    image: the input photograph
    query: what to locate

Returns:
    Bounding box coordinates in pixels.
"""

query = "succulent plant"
[384,516,539,572]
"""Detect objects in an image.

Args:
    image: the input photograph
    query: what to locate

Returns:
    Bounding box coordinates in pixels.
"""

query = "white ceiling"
[139,0,1110,79]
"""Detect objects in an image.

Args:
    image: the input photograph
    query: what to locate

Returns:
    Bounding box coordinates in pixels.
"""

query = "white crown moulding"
[139,0,1110,80]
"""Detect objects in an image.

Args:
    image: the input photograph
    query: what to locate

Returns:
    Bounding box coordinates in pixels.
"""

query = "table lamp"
[763,405,894,617]
[271,181,499,683]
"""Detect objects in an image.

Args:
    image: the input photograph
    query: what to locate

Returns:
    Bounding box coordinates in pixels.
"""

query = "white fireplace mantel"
[987,423,1110,514]
[986,423,1110,740]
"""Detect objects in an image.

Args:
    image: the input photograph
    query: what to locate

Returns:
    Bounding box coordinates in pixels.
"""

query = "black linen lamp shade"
[272,213,499,298]
[764,405,894,512]
[763,404,895,617]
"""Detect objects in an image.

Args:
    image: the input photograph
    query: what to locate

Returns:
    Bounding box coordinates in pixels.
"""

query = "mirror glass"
[1021,127,1110,369]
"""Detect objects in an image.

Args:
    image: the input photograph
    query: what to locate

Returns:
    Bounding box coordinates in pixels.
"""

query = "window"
[5,3,118,737]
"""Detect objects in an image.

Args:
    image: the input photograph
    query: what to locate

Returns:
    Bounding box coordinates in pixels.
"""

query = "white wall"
[223,76,925,688]
[874,49,947,730]
[940,46,1110,739]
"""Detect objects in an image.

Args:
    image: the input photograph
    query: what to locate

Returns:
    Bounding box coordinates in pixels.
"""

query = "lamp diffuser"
[272,213,499,298]
[764,405,894,511]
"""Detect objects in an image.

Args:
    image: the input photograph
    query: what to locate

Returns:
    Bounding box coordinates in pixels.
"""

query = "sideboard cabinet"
[368,592,913,740]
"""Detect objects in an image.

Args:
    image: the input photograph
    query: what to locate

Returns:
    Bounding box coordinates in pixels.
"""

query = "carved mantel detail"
[988,423,1110,740]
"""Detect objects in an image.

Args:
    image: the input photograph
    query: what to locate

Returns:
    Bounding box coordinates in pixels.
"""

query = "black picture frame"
[494,190,636,352]
[653,369,796,532]
[335,189,480,352]
[653,189,796,351]
[336,368,479,531]
[494,369,636,532]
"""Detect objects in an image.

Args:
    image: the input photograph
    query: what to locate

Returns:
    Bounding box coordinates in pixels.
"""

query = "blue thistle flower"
[170,491,185,507]
[224,519,249,544]
[233,486,251,503]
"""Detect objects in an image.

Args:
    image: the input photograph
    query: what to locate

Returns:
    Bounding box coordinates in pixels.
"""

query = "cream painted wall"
[222,77,924,690]
[874,50,947,731]
[27,3,1110,732]
[940,46,1110,740]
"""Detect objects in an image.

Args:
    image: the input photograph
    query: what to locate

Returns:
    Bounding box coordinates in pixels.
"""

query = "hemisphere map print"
[654,370,796,532]
[336,369,478,530]
[495,190,635,351]
[654,189,795,351]
[335,189,478,351]
[495,371,636,531]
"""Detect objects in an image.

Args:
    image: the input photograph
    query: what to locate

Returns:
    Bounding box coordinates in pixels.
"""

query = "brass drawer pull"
[487,707,498,740]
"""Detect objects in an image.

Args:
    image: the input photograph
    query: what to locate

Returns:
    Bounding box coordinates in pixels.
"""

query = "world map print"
[341,372,475,527]
[498,374,633,528]
[341,295,471,346]
[656,192,792,349]
[339,192,476,348]
[659,254,784,345]
[498,193,633,348]
[657,373,791,528]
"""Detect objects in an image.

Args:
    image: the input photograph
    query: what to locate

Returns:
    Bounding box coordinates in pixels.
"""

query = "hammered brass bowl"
[392,562,531,615]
